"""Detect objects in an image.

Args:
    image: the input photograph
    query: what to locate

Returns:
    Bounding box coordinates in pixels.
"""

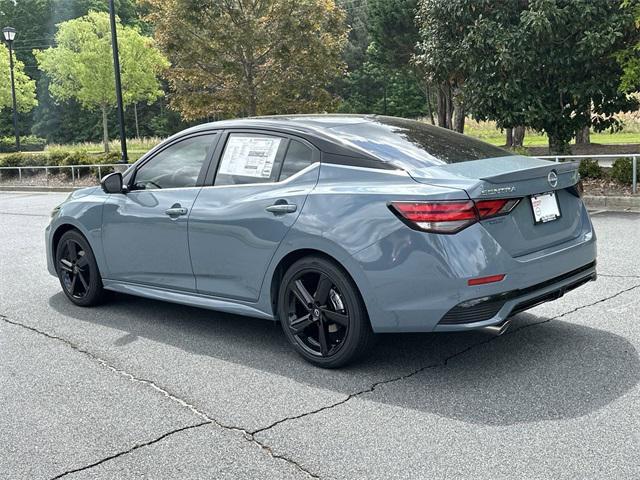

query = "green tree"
[0,0,147,139]
[35,11,168,152]
[339,42,427,118]
[367,0,435,122]
[469,0,639,153]
[368,0,419,68]
[143,0,348,119]
[417,0,639,153]
[336,0,369,72]
[0,43,37,114]
[415,0,479,132]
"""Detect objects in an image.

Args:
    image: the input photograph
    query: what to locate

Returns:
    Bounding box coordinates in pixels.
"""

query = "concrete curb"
[584,195,640,211]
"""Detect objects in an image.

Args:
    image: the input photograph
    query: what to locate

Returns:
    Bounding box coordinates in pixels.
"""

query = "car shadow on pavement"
[49,291,640,427]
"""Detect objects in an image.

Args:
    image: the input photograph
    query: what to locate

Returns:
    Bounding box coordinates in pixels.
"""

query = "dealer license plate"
[530,192,561,224]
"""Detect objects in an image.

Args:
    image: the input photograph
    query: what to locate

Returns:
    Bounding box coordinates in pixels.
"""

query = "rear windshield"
[329,117,511,169]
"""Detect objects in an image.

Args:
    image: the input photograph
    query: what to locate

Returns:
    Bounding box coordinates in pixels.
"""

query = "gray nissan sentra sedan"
[46,115,597,367]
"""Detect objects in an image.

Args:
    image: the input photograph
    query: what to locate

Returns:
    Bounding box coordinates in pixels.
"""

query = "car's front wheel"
[278,256,374,368]
[55,230,105,307]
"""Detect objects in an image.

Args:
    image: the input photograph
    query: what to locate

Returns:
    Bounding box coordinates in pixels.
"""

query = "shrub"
[45,151,69,166]
[0,135,46,153]
[578,158,603,179]
[611,158,639,185]
[0,153,24,167]
[61,151,92,166]
[0,153,45,179]
[18,153,48,167]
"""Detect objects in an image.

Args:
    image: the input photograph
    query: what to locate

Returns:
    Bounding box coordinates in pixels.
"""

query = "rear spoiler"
[481,161,579,184]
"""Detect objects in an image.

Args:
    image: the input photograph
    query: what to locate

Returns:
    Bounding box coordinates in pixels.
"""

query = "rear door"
[188,130,320,301]
[102,133,218,290]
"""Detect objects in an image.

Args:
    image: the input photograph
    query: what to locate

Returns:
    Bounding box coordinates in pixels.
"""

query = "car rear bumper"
[432,261,596,332]
[353,202,597,333]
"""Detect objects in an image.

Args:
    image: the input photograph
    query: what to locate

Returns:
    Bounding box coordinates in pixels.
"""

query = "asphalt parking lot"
[1,191,639,479]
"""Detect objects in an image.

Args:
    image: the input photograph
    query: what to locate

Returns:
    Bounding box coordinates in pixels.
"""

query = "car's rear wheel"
[278,256,373,368]
[55,230,105,307]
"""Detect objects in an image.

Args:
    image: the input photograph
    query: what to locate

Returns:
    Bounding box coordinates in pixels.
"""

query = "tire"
[55,230,105,307]
[277,255,374,368]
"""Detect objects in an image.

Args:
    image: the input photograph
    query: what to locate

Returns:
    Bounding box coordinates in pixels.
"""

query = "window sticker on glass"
[219,136,281,178]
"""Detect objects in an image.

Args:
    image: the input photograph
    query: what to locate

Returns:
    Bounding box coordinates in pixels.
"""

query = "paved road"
[1,192,639,479]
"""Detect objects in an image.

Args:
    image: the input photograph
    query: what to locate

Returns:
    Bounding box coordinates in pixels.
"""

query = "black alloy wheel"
[55,230,105,306]
[278,256,373,368]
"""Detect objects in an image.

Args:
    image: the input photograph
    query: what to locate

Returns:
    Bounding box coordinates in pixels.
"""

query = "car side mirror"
[101,172,124,194]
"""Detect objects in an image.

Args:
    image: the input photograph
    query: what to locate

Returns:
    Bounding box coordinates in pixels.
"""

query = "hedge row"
[0,150,122,168]
[0,136,46,153]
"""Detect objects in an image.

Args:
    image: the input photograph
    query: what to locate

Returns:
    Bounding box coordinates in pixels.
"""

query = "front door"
[188,132,320,301]
[101,133,218,291]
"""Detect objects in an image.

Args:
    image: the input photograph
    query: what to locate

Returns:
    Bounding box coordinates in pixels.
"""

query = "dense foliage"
[143,0,348,119]
[416,0,640,152]
[0,43,37,115]
[35,11,168,152]
[1,0,639,156]
[336,0,430,118]
[0,135,45,152]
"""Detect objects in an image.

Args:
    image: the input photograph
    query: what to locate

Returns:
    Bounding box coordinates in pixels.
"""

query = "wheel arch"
[51,223,82,256]
[49,219,107,278]
[268,247,377,327]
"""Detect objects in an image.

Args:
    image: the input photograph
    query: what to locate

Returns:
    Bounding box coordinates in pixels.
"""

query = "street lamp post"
[2,26,20,152]
[108,0,128,164]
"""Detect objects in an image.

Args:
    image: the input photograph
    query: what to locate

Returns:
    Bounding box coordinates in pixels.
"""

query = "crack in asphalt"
[49,422,211,479]
[3,281,639,479]
[251,281,640,437]
[0,314,320,480]
[599,273,640,279]
[0,211,50,217]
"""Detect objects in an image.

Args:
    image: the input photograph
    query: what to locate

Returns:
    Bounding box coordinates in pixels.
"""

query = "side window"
[133,134,215,190]
[279,140,315,181]
[214,134,286,186]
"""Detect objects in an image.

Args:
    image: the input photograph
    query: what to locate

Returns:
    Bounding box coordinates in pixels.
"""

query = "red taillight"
[475,199,520,218]
[390,198,520,234]
[390,201,477,233]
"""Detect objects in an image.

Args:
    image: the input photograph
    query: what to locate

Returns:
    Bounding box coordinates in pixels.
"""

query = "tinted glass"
[329,117,511,169]
[279,140,314,181]
[134,134,215,189]
[215,134,286,186]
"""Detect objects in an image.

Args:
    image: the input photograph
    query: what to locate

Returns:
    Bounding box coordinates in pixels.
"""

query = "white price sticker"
[219,136,281,178]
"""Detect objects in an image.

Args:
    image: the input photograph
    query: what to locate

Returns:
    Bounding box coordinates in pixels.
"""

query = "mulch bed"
[583,178,636,197]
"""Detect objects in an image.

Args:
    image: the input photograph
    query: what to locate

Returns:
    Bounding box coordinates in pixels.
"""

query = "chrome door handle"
[265,203,297,214]
[165,207,188,216]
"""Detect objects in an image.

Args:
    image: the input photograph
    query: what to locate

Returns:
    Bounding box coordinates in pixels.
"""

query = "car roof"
[170,114,399,169]
[185,114,378,134]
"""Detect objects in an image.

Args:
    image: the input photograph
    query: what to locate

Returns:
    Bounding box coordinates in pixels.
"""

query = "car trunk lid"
[408,156,585,257]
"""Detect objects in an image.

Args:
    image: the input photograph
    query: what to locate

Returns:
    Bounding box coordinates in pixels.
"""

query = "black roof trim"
[321,152,399,171]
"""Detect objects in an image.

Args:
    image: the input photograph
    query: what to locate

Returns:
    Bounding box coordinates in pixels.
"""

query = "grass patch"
[464,119,640,147]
